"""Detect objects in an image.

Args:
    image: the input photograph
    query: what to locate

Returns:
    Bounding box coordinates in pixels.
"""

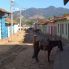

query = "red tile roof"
[37,19,49,25]
[37,16,67,25]
[37,18,57,25]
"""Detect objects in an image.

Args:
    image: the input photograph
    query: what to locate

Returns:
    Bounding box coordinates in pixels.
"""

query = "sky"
[0,0,69,11]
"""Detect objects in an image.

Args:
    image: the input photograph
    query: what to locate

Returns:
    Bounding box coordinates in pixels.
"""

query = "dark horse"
[32,39,63,62]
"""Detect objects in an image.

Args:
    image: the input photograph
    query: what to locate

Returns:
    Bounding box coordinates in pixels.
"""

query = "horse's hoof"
[35,58,39,62]
[36,60,39,62]
[60,48,63,51]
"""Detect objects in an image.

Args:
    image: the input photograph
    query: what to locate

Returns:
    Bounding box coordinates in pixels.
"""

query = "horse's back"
[48,40,62,47]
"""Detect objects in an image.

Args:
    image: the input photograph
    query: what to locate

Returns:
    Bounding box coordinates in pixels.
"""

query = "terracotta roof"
[38,18,57,25]
[37,16,67,25]
[37,19,49,25]
[6,18,17,24]
[64,0,69,5]
[54,16,67,21]
[0,8,10,14]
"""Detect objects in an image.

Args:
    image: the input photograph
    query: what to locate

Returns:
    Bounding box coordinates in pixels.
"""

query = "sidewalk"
[54,45,69,69]
[0,30,26,45]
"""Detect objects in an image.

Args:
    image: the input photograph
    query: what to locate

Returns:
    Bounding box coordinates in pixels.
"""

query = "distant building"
[38,16,69,40]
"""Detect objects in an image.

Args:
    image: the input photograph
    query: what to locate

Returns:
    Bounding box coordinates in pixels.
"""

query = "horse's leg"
[58,41,63,51]
[32,50,36,58]
[48,48,52,62]
[60,43,63,51]
[61,41,63,51]
[32,48,40,62]
[35,49,40,62]
[32,47,38,58]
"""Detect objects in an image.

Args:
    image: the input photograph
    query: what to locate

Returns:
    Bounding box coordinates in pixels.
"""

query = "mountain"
[14,6,69,19]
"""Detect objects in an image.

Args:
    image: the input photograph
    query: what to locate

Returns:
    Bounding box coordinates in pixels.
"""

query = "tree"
[26,20,34,26]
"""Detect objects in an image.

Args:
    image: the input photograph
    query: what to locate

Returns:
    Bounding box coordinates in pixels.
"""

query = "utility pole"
[20,9,22,31]
[10,0,14,35]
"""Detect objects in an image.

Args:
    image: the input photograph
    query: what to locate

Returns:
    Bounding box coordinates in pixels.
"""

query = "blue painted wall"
[0,18,1,39]
[1,17,8,39]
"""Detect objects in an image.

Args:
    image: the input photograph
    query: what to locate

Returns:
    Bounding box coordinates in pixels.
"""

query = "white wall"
[14,24,18,33]
[64,23,68,39]
[39,22,69,40]
[56,22,69,39]
[7,24,18,37]
[8,26,11,37]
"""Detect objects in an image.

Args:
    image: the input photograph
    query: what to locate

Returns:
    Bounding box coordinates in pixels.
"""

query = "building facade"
[38,17,69,40]
[0,8,10,39]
